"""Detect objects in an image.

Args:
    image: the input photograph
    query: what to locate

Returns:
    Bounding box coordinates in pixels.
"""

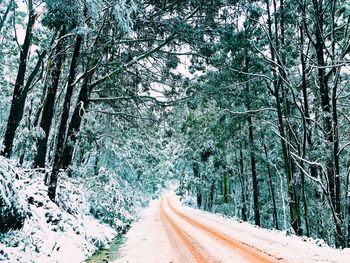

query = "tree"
[1,0,37,157]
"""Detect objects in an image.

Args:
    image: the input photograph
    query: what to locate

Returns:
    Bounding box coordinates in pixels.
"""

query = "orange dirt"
[159,197,211,263]
[166,197,286,263]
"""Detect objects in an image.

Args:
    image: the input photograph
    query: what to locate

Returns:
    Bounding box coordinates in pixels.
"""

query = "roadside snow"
[177,195,350,263]
[116,199,195,263]
[0,157,116,263]
[116,193,350,263]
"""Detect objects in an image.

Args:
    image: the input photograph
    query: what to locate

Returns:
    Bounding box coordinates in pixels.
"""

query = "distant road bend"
[116,194,349,263]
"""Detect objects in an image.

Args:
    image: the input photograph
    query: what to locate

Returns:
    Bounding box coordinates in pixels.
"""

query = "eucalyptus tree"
[1,0,41,157]
[265,0,350,246]
[180,0,350,247]
[302,0,350,246]
[58,0,224,172]
[44,0,138,201]
[182,1,269,227]
[46,0,204,201]
[33,0,83,168]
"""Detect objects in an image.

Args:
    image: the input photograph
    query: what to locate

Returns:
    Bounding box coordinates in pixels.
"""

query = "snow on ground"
[176,196,350,263]
[116,193,350,263]
[0,157,116,263]
[116,199,187,263]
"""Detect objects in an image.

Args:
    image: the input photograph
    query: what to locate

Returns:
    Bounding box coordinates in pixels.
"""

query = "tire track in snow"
[158,207,194,262]
[166,196,286,263]
[159,197,214,263]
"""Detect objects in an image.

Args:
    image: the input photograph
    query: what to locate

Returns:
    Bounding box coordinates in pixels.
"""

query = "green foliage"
[42,0,83,30]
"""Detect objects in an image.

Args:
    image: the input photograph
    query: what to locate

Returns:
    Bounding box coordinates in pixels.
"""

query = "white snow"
[116,193,350,263]
[178,198,350,262]
[0,157,116,263]
[116,200,187,263]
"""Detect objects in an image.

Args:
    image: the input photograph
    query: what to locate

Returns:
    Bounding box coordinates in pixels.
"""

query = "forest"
[1,0,350,261]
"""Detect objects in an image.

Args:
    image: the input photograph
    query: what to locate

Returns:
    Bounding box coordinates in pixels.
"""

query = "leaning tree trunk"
[60,68,94,169]
[1,1,36,158]
[34,28,66,168]
[48,34,83,201]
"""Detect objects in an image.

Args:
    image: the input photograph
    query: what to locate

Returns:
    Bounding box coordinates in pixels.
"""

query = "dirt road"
[116,194,350,263]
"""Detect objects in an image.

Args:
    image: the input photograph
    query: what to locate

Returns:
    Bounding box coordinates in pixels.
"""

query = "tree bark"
[34,28,66,168]
[238,138,247,221]
[263,142,279,230]
[208,181,215,210]
[244,28,260,226]
[193,161,202,208]
[311,0,343,246]
[48,34,83,201]
[300,3,318,178]
[222,144,229,203]
[1,1,36,157]
[247,113,260,226]
[60,68,93,169]
[223,173,228,203]
[267,0,300,234]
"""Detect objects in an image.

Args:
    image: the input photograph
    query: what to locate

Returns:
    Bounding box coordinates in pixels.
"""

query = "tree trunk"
[312,0,343,246]
[60,19,106,169]
[238,138,247,221]
[267,0,300,234]
[208,182,215,210]
[300,4,318,178]
[223,173,228,203]
[347,167,350,247]
[222,144,229,203]
[274,81,300,235]
[1,1,36,157]
[48,34,83,201]
[34,29,66,168]
[247,114,260,226]
[263,142,279,230]
[297,1,313,237]
[348,199,350,247]
[244,28,260,226]
[193,161,202,208]
[313,0,335,208]
[60,69,93,169]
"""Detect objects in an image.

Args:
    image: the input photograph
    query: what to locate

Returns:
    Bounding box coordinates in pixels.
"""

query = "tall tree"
[48,34,83,201]
[34,28,66,167]
[1,0,37,157]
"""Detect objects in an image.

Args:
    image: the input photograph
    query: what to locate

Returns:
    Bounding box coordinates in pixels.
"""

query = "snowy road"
[116,194,350,263]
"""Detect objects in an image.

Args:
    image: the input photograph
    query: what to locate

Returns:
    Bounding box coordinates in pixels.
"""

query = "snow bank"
[0,157,116,263]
